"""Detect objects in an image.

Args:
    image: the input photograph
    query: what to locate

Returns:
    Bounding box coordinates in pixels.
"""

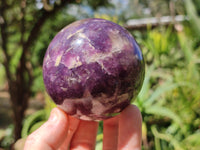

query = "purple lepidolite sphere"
[43,18,145,121]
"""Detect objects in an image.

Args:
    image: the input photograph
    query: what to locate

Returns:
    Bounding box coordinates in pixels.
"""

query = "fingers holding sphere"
[24,108,69,150]
[118,105,142,150]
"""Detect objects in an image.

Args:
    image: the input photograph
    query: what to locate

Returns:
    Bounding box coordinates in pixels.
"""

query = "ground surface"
[0,90,44,129]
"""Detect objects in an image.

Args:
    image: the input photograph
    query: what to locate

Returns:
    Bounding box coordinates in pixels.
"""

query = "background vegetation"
[0,0,200,149]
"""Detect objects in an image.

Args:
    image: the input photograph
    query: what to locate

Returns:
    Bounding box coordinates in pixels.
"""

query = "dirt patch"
[0,91,45,129]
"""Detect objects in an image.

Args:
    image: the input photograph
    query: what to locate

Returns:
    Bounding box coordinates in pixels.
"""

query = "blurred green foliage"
[0,65,6,88]
[131,1,200,149]
[21,93,56,138]
[0,125,14,149]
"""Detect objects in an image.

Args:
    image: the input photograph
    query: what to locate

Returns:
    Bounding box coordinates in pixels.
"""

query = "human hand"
[24,105,142,150]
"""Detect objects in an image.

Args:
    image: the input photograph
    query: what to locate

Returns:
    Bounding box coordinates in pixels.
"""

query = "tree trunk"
[12,99,27,141]
[9,65,31,141]
[10,95,29,140]
[0,0,72,142]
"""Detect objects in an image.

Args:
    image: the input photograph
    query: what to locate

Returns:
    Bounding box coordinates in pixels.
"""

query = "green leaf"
[144,82,179,108]
[151,126,184,150]
[95,141,103,150]
[146,106,182,126]
[96,133,103,142]
[29,121,46,134]
[182,132,200,149]
[185,0,200,38]
[136,65,155,109]
[138,65,154,99]
[21,110,47,138]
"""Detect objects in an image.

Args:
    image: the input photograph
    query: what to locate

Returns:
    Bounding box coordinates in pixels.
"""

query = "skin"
[24,105,142,150]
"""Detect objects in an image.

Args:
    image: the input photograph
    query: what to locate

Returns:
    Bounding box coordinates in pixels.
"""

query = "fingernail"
[49,108,58,122]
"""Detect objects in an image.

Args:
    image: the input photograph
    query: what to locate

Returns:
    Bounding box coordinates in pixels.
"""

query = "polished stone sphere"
[43,18,145,121]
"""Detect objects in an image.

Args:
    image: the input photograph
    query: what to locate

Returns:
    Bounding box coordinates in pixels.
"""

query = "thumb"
[24,108,68,150]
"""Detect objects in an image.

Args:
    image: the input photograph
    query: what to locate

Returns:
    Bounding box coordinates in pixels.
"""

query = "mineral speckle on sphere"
[43,18,145,121]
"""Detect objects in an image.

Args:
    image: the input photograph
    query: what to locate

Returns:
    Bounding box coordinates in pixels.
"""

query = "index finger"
[24,108,69,150]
